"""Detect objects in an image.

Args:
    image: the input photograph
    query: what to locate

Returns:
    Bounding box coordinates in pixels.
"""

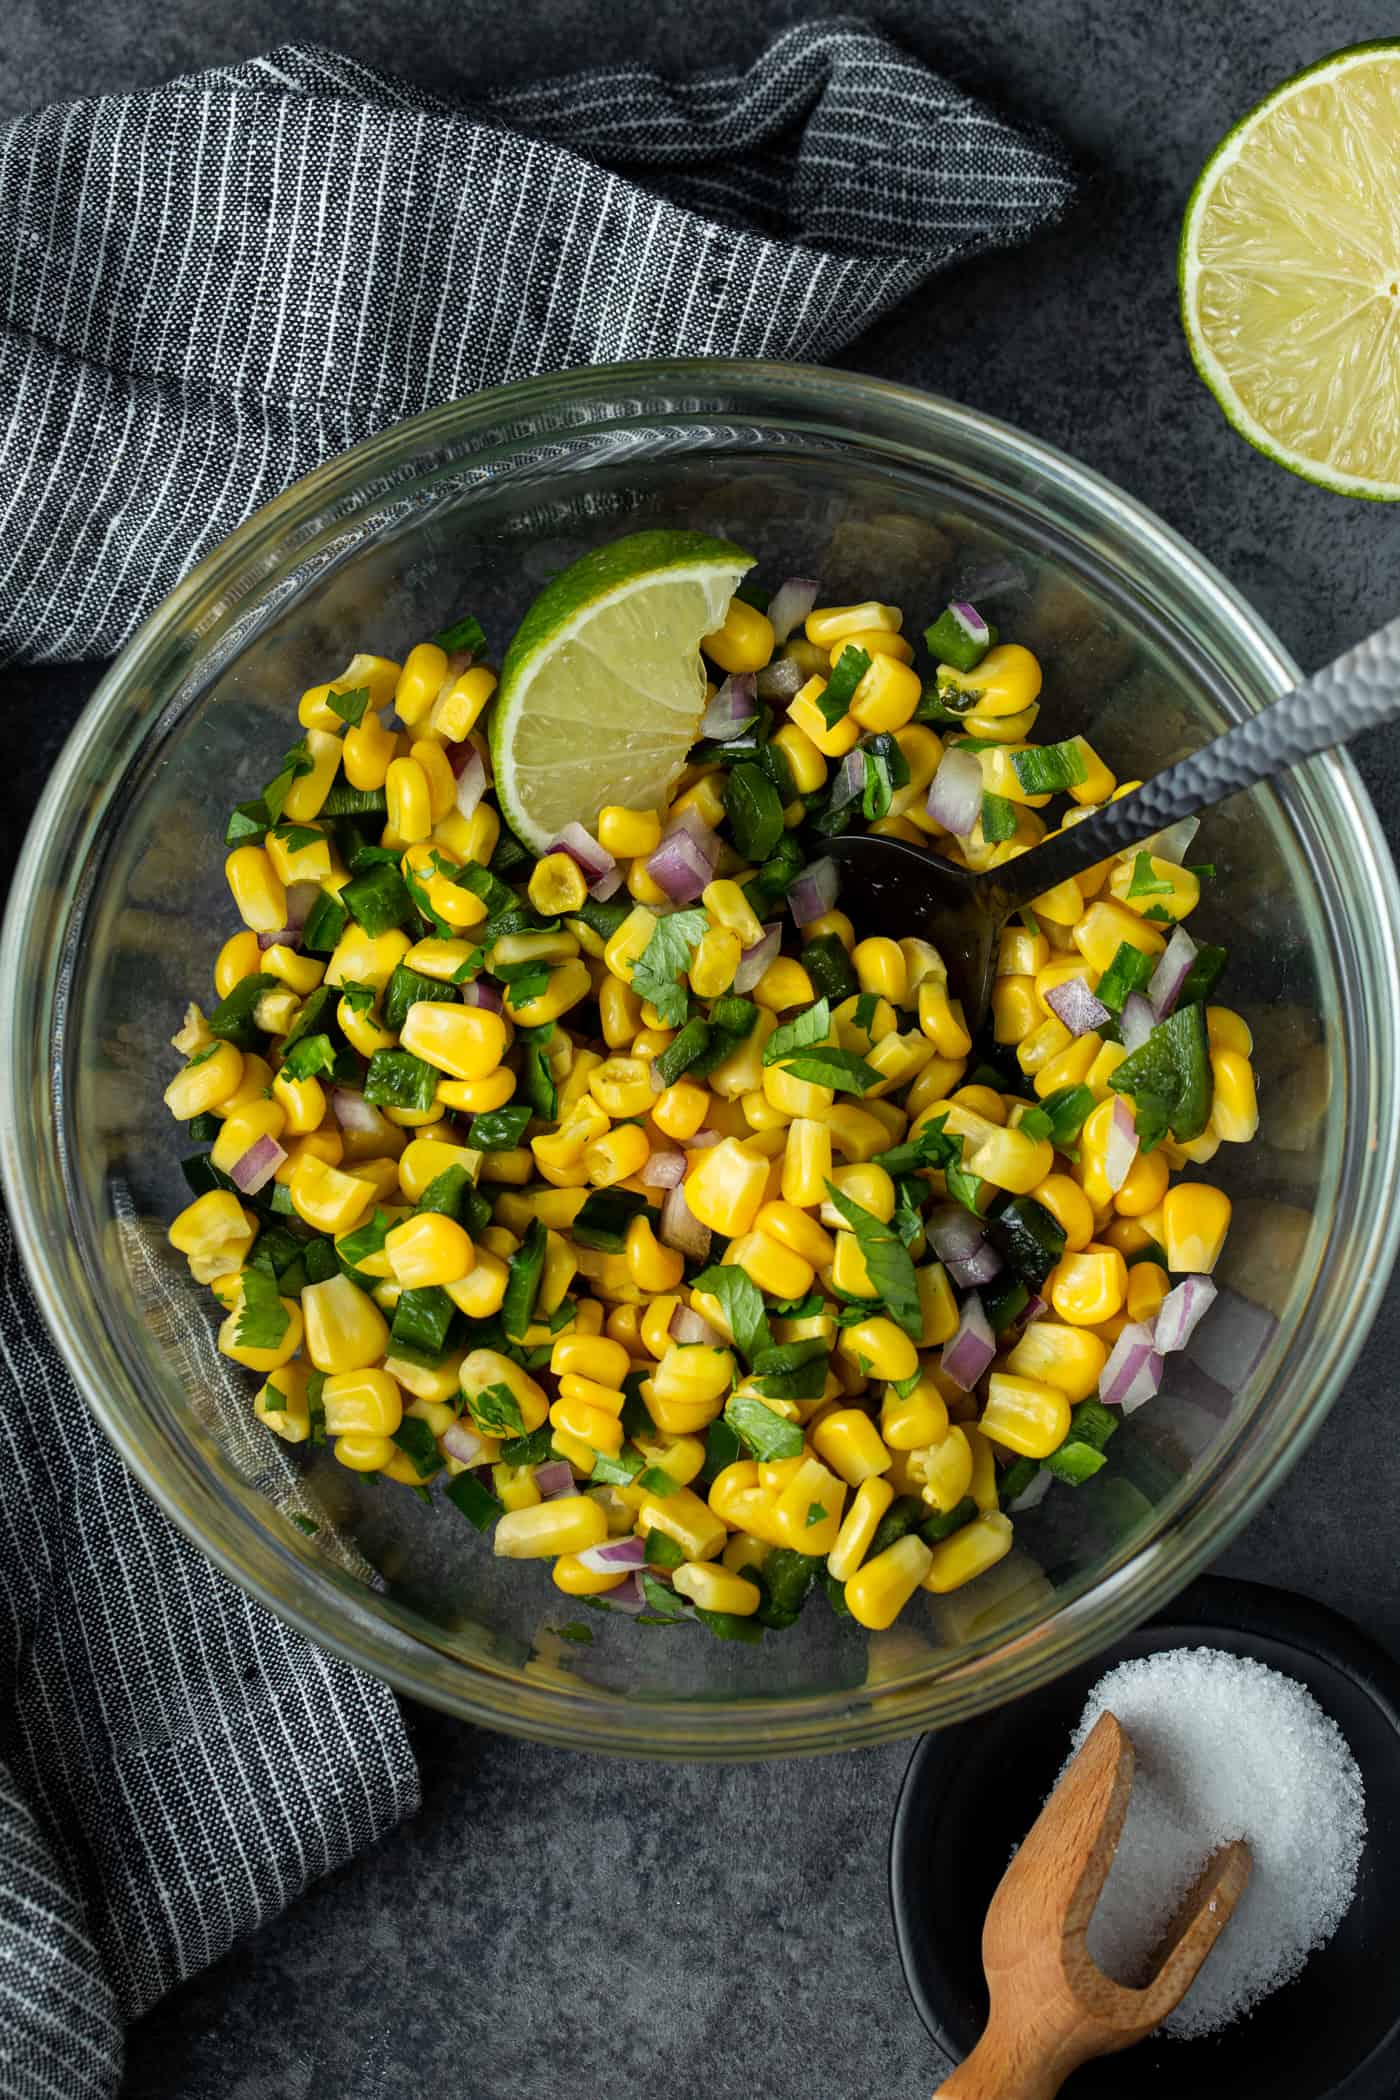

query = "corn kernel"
[1161,1183,1232,1273]
[703,598,774,675]
[430,666,497,743]
[921,1511,1013,1593]
[1047,1245,1128,1326]
[302,1274,390,1372]
[881,1374,949,1452]
[384,1212,475,1288]
[846,1534,932,1629]
[672,1563,762,1615]
[494,1496,609,1560]
[980,1372,1072,1459]
[1004,1320,1107,1402]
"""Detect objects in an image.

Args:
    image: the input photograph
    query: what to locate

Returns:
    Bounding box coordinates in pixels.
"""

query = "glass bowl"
[5,360,1398,1759]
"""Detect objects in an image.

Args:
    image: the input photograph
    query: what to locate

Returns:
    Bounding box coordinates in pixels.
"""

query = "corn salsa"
[162,564,1257,1638]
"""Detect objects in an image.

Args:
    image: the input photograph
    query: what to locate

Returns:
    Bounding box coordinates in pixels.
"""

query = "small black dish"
[890,1576,1400,2100]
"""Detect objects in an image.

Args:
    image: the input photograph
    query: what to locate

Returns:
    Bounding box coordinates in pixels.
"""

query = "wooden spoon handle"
[933,2012,1072,2100]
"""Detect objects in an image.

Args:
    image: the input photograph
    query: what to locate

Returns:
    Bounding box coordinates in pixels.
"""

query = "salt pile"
[1062,1648,1365,2038]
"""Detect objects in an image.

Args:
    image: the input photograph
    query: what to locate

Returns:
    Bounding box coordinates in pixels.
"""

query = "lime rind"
[1180,41,1400,502]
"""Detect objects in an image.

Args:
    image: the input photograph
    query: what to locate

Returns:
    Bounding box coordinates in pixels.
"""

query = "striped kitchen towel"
[0,22,1073,2099]
[0,21,1073,667]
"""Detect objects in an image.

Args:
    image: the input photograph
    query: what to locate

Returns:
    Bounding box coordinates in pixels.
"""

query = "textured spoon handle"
[993,614,1400,909]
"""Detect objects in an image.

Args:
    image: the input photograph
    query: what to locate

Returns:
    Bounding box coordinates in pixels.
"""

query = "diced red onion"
[551,821,615,887]
[1045,976,1111,1039]
[700,673,758,741]
[1155,1276,1218,1354]
[229,1133,286,1195]
[331,1088,383,1135]
[600,1572,648,1614]
[285,880,319,928]
[647,822,716,905]
[1015,1293,1048,1334]
[640,1150,686,1188]
[756,656,806,702]
[590,864,625,901]
[941,1293,996,1391]
[948,600,991,649]
[788,856,839,927]
[926,748,983,837]
[660,1180,711,1261]
[534,1459,576,1500]
[831,748,866,812]
[459,979,504,1013]
[1098,1320,1164,1413]
[670,1304,723,1348]
[445,738,474,777]
[734,922,781,994]
[948,1241,1003,1289]
[577,1535,648,1572]
[1133,816,1199,867]
[442,1422,490,1466]
[688,1130,722,1149]
[767,577,820,645]
[1007,1467,1052,1513]
[1147,925,1199,1021]
[257,927,302,952]
[454,744,486,819]
[1104,1095,1139,1194]
[1121,992,1155,1052]
[928,1206,987,1265]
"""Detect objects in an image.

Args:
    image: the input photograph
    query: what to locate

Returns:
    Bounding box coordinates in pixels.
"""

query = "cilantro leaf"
[691,1265,772,1365]
[630,910,709,1028]
[235,1269,291,1354]
[326,685,371,729]
[762,997,831,1066]
[391,1417,444,1479]
[493,959,551,1007]
[1126,853,1175,898]
[724,1393,805,1462]
[779,1047,878,1094]
[280,1032,336,1082]
[817,645,871,729]
[466,1382,526,1438]
[823,1181,922,1339]
[337,979,379,1014]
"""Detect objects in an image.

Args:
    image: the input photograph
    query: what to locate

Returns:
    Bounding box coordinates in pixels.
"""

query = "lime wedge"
[1181,42,1400,499]
[490,529,754,852]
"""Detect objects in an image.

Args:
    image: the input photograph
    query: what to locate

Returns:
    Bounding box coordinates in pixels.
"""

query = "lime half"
[1181,43,1400,499]
[490,529,753,852]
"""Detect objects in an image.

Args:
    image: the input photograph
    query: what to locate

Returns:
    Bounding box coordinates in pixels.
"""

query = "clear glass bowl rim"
[5,357,1399,1759]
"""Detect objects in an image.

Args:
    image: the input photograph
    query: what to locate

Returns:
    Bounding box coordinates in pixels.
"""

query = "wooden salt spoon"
[934,1710,1251,2100]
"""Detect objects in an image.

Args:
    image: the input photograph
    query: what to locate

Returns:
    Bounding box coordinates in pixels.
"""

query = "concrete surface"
[4,3,1400,2096]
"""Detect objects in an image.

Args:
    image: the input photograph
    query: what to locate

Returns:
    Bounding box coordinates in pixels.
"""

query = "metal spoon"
[831,615,1400,1028]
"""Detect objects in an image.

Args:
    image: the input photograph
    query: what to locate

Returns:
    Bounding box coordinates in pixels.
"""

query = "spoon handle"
[991,613,1400,911]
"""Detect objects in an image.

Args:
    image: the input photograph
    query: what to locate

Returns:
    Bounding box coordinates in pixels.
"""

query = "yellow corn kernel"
[507,957,591,1027]
[1114,1145,1170,1217]
[905,1057,969,1120]
[760,1060,831,1123]
[394,1139,479,1206]
[298,653,400,732]
[770,1454,846,1555]
[549,1392,624,1455]
[213,930,263,1001]
[209,1100,286,1179]
[1126,1261,1171,1327]
[921,1511,1014,1593]
[991,976,1039,1046]
[347,1157,401,1208]
[722,1229,810,1302]
[632,1481,726,1562]
[264,818,332,887]
[844,935,904,1006]
[169,1188,259,1282]
[980,1372,1072,1459]
[838,1318,918,1385]
[254,1366,310,1444]
[429,664,497,742]
[582,1055,649,1121]
[224,845,286,935]
[1108,854,1200,923]
[967,1125,1055,1195]
[702,1003,774,1100]
[827,1230,875,1302]
[823,1162,895,1225]
[684,1137,769,1236]
[670,1562,761,1616]
[407,738,456,825]
[749,956,812,1014]
[341,709,397,792]
[788,682,861,759]
[936,643,1041,719]
[550,1551,627,1596]
[811,1408,892,1486]
[319,1367,402,1439]
[777,1117,829,1207]
[163,1041,244,1122]
[1082,1038,1128,1104]
[846,1534,932,1629]
[389,641,449,727]
[694,882,759,952]
[686,925,739,1001]
[268,1067,323,1137]
[702,597,775,674]
[1207,1006,1253,1056]
[214,1274,304,1371]
[398,1001,505,1081]
[1161,1183,1232,1272]
[437,1249,504,1321]
[619,1211,680,1295]
[635,1296,679,1360]
[494,1496,609,1560]
[384,757,431,843]
[999,925,1049,978]
[824,1476,894,1583]
[1016,1014,1073,1078]
[1047,1245,1127,1326]
[460,1348,548,1435]
[762,723,823,799]
[1210,1049,1258,1143]
[1073,899,1166,974]
[260,942,326,998]
[849,653,922,733]
[801,910,856,955]
[625,860,670,912]
[806,601,902,647]
[1102,1214,1158,1262]
[650,1342,736,1412]
[910,1425,974,1513]
[583,1124,649,1188]
[274,1128,343,1185]
[881,1374,949,1452]
[1004,1320,1105,1403]
[594,803,660,858]
[332,1431,396,1473]
[301,1273,390,1372]
[276,727,340,825]
[518,848,586,918]
[754,1200,834,1271]
[706,1460,771,1534]
[324,922,412,991]
[651,1080,709,1143]
[288,1152,374,1235]
[383,1212,474,1289]
[533,1230,575,1319]
[913,982,971,1066]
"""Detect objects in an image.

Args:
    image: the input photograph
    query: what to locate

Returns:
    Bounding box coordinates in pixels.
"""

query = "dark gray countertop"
[6,4,1400,2095]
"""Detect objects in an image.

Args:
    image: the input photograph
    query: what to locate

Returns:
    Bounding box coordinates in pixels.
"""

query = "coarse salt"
[1060,1647,1365,2039]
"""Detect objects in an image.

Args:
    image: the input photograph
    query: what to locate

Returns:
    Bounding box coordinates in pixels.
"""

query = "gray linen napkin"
[0,23,1073,2098]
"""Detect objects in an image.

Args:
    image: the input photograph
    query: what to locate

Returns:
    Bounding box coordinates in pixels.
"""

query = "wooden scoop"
[934,1711,1251,2100]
